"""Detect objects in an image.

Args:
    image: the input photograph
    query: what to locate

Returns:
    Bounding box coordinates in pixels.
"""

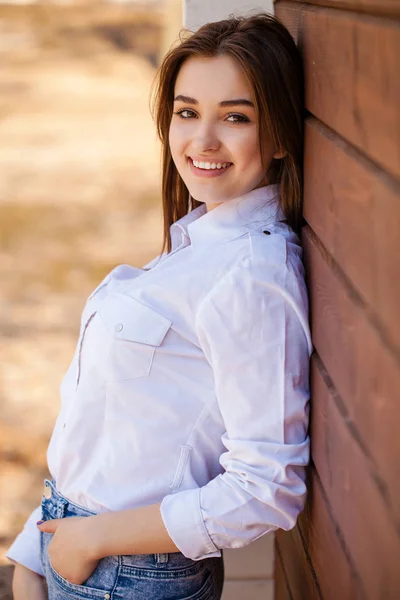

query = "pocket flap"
[98,294,172,346]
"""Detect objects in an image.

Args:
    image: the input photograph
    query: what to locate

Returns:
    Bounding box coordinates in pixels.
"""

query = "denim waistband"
[42,478,98,518]
[40,478,212,570]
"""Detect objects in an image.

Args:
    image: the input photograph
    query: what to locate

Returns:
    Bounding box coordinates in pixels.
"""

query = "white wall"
[184,0,273,30]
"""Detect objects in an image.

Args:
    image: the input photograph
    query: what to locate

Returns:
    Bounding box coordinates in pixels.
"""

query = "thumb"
[36,519,61,533]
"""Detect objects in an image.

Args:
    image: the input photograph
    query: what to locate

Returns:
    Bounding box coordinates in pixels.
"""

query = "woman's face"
[169,54,279,209]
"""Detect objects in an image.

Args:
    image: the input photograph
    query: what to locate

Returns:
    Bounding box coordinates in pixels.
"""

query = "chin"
[190,187,234,205]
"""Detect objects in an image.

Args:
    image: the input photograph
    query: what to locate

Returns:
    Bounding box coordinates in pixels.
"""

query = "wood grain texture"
[308,356,400,598]
[276,527,321,600]
[303,117,400,353]
[275,546,293,600]
[298,465,364,600]
[302,226,400,525]
[275,2,400,177]
[277,0,400,17]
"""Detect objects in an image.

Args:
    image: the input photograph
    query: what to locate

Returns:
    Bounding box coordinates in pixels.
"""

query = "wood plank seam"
[275,0,400,19]
[302,224,400,365]
[305,115,400,191]
[275,542,295,600]
[311,354,400,536]
[303,228,400,528]
[312,354,375,462]
[276,1,400,177]
[278,1,400,28]
[300,462,367,597]
[296,518,324,598]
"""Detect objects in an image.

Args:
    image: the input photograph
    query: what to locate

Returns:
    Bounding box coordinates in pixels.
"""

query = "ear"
[273,149,287,160]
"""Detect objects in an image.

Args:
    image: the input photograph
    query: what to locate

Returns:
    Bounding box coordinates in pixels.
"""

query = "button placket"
[76,311,97,389]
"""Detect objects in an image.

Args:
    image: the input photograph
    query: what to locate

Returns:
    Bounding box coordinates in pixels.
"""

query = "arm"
[158,255,312,559]
[12,564,47,600]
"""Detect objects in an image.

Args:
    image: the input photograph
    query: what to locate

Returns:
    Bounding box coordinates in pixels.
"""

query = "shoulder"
[247,222,302,267]
[198,224,308,318]
[204,227,305,303]
[197,227,311,352]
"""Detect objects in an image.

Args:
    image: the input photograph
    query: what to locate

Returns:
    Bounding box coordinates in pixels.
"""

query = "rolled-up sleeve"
[6,504,44,576]
[160,252,312,560]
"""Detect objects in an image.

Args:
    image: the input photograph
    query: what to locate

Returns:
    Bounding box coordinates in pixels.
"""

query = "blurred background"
[0,0,182,591]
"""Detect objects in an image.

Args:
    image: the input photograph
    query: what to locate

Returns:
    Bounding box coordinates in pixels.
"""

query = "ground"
[0,1,165,581]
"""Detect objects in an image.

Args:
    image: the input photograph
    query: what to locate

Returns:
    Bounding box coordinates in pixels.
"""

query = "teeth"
[192,159,231,170]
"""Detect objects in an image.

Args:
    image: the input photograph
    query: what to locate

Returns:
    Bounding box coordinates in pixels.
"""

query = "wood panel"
[308,356,400,598]
[298,466,364,600]
[275,527,321,600]
[275,2,400,177]
[274,546,293,600]
[302,226,400,521]
[303,117,400,352]
[282,0,400,17]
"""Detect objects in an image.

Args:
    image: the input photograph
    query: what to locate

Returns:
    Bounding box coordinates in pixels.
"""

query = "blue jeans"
[40,478,225,599]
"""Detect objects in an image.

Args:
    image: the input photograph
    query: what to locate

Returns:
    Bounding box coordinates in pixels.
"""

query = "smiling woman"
[7,13,310,600]
[152,13,303,252]
[169,54,274,204]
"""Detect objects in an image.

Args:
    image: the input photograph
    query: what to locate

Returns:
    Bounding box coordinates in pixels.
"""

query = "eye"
[226,113,250,124]
[173,109,197,119]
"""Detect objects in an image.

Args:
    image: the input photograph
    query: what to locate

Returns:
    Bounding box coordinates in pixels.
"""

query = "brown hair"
[150,12,304,255]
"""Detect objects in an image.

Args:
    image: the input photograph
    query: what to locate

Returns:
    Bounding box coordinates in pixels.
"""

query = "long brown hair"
[150,13,304,255]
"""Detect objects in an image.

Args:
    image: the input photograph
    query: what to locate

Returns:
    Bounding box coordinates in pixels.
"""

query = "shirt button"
[115,323,123,333]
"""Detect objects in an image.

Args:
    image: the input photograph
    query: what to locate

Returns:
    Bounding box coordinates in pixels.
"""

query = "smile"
[188,157,233,178]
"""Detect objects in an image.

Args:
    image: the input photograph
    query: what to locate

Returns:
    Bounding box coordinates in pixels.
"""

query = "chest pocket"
[97,293,172,381]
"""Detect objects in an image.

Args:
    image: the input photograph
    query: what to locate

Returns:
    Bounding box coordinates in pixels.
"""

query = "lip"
[187,157,233,178]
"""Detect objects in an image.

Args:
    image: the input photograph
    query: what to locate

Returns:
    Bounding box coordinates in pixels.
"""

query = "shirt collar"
[170,183,283,251]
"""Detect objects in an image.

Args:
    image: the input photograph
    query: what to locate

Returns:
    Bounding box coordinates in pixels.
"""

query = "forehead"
[174,55,253,101]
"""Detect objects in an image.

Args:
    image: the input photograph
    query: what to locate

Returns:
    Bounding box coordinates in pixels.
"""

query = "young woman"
[8,12,312,600]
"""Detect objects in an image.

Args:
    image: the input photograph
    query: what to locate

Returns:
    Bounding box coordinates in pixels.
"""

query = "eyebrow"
[173,94,254,108]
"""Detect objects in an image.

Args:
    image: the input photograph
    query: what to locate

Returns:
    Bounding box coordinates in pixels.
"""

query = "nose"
[192,120,220,153]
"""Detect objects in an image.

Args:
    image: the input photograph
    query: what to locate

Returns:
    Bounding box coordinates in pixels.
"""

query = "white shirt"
[6,183,312,576]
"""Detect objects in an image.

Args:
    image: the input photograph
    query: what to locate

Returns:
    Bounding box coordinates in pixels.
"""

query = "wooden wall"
[273,1,400,599]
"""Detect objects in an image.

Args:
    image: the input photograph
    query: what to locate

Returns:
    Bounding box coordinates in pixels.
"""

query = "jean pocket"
[47,553,117,600]
[113,560,214,600]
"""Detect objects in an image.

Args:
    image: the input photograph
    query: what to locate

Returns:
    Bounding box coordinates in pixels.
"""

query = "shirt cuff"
[5,505,44,576]
[160,488,222,561]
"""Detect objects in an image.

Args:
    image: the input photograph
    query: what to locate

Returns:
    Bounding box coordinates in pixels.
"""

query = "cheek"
[168,123,188,162]
[232,134,263,170]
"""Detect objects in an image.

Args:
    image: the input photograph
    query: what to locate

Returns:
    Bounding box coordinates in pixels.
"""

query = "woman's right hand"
[12,562,48,600]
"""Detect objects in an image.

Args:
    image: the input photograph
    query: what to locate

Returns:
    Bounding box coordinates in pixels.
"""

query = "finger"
[36,519,60,533]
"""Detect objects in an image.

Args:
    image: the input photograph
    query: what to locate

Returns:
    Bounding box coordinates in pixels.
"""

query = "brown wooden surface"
[283,0,400,17]
[302,226,400,521]
[275,0,400,598]
[275,2,400,178]
[309,356,400,598]
[303,117,400,353]
[298,467,364,600]
[274,547,293,600]
[276,527,321,600]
